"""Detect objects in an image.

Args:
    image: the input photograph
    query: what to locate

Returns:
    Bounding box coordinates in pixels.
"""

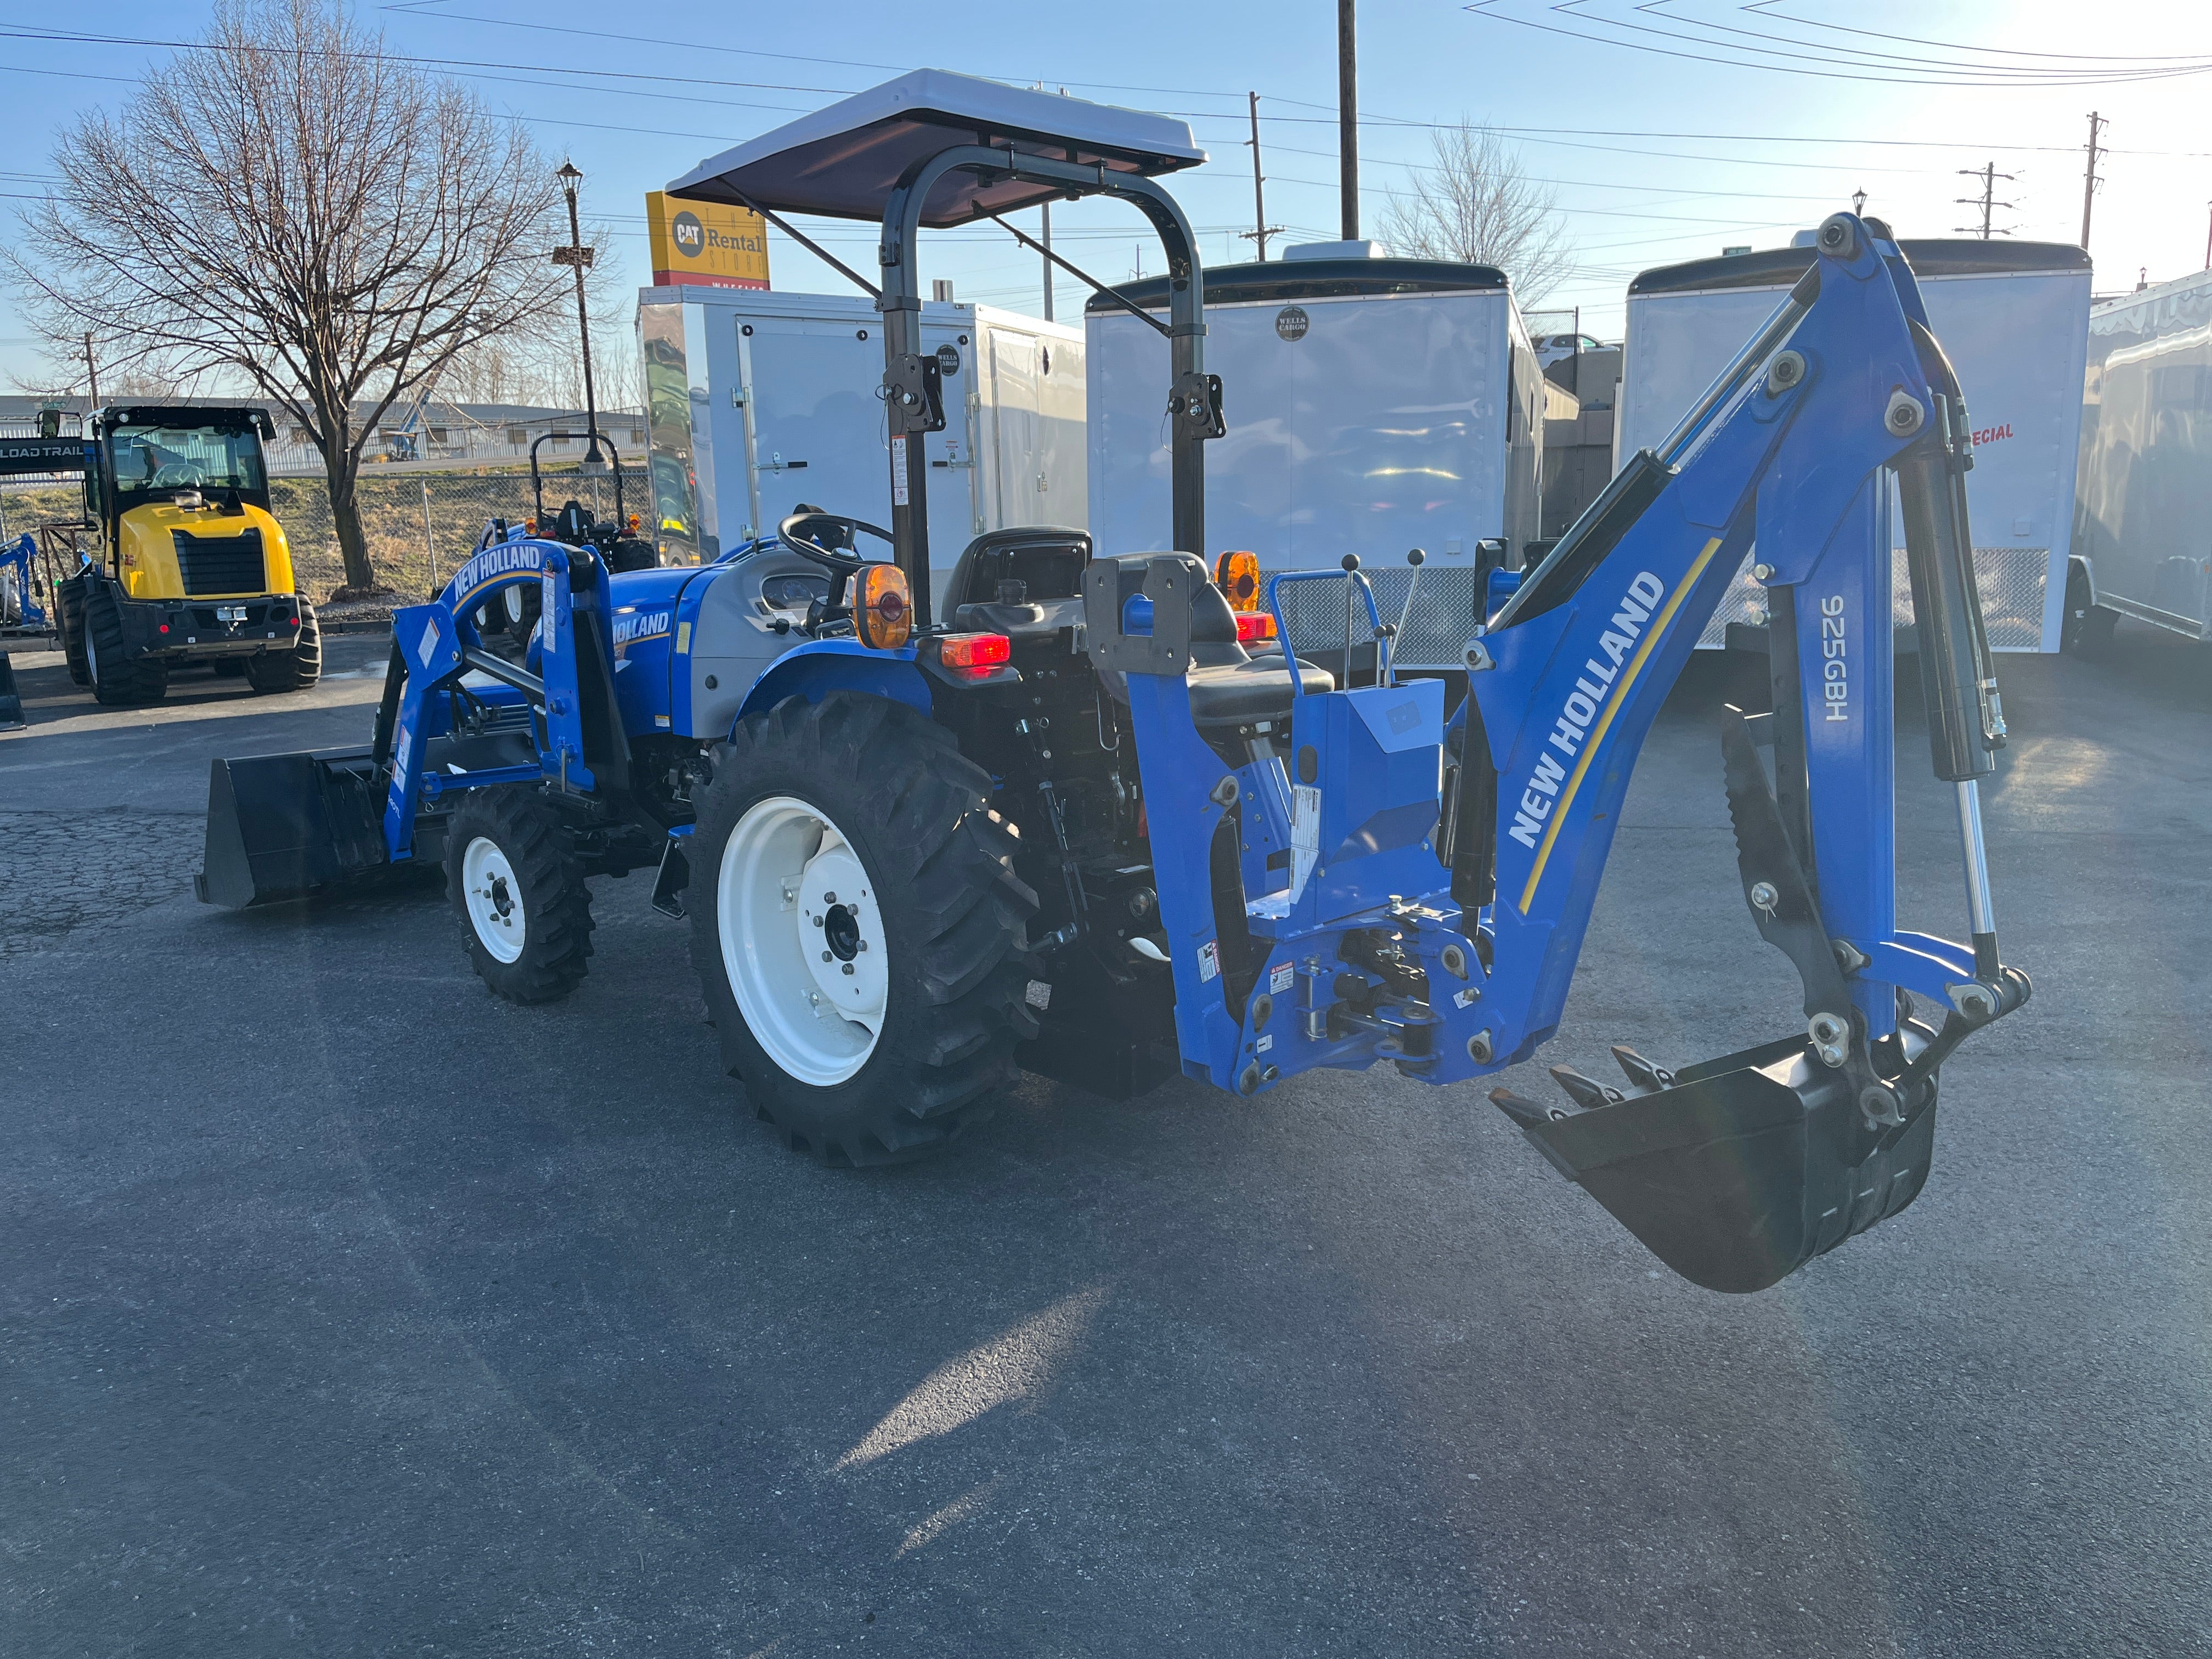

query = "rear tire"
[689,691,1040,1166]
[57,574,89,686]
[445,789,595,1003]
[83,582,167,706]
[245,599,322,693]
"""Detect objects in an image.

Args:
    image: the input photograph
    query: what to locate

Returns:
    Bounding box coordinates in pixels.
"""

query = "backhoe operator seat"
[1085,550,1334,729]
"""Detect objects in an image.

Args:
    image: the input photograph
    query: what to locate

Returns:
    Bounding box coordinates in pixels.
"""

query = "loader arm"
[1097,213,2029,1291]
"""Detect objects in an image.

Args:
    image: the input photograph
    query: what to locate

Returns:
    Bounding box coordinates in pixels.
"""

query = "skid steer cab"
[49,405,321,705]
[200,72,2030,1296]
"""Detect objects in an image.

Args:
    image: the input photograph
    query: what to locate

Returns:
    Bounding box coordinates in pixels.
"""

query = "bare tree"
[1378,123,1574,307]
[436,248,640,416]
[8,0,572,594]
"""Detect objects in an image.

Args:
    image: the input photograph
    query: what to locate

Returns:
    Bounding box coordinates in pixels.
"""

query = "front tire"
[245,599,322,693]
[83,582,167,706]
[57,574,89,686]
[690,692,1040,1166]
[445,789,595,1002]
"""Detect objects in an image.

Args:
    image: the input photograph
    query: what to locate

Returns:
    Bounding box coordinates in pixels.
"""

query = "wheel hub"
[719,797,887,1086]
[461,836,527,963]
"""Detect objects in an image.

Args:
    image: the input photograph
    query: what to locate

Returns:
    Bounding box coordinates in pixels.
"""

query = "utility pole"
[82,332,99,412]
[2080,111,2107,252]
[1337,0,1359,242]
[1240,92,1283,261]
[1041,202,1054,321]
[1954,162,2016,239]
[551,160,603,467]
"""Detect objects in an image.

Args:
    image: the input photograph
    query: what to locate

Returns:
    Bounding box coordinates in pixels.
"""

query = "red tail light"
[938,632,1011,672]
[1235,611,1277,645]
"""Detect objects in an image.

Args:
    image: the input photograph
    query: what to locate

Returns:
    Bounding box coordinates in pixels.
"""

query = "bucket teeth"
[1549,1065,1623,1111]
[1610,1045,1676,1094]
[1489,1086,1568,1126]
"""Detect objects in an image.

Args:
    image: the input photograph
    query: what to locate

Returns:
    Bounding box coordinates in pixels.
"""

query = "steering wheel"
[777,507,894,577]
[153,461,206,489]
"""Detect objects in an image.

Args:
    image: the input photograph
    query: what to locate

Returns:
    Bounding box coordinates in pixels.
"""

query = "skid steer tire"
[83,582,167,706]
[445,789,595,1003]
[245,600,322,693]
[690,690,1041,1167]
[57,575,89,686]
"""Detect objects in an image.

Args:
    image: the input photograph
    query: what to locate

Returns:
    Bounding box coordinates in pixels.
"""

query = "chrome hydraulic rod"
[1955,778,2002,978]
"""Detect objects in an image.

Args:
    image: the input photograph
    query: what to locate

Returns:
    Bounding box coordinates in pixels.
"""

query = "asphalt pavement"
[2,624,2207,1658]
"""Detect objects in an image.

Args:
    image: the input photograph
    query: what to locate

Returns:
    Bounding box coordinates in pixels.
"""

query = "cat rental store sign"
[646,192,770,290]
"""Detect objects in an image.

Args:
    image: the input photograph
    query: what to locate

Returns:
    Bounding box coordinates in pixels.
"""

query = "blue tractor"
[198,72,2028,1294]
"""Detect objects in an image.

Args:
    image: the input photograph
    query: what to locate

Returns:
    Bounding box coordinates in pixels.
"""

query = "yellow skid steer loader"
[53,405,319,704]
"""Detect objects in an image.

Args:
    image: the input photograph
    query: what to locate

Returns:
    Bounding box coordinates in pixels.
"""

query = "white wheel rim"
[718,795,887,1086]
[462,835,527,963]
[84,623,98,681]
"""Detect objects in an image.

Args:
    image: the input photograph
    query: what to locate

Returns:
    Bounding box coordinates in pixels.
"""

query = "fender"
[730,637,932,731]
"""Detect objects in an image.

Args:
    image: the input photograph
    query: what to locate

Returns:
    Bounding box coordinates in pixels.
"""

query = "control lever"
[1389,548,1426,687]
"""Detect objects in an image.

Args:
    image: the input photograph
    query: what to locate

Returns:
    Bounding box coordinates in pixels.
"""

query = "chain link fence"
[1,462,643,606]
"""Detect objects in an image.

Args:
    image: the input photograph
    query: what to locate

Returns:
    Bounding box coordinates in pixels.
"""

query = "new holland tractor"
[196,72,2028,1294]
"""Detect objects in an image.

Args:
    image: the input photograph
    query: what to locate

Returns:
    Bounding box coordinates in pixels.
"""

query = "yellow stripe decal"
[1516,537,1725,915]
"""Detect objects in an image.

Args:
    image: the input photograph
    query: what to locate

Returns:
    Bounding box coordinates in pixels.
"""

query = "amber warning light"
[860,564,912,649]
[1215,550,1262,612]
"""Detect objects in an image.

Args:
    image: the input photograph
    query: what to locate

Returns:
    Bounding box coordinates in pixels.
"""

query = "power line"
[1462,1,2212,89]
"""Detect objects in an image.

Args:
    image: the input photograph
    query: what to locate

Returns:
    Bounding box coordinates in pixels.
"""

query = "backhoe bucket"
[1498,1035,1938,1293]
[194,748,389,908]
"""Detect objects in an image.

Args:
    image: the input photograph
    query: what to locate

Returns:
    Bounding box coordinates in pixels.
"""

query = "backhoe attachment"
[1470,215,2029,1289]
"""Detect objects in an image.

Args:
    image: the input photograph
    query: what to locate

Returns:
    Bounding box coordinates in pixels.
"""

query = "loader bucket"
[195,748,389,908]
[1500,1035,1938,1293]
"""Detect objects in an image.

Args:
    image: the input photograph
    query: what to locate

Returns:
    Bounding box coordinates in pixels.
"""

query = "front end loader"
[197,71,2027,1294]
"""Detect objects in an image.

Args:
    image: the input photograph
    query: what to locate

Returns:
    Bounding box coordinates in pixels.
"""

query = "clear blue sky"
[5,0,2209,393]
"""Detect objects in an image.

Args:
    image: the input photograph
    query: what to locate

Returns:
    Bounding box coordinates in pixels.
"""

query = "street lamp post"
[552,161,603,469]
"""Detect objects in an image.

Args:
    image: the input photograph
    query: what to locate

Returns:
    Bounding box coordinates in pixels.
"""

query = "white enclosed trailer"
[2070,269,2212,642]
[1616,237,2091,651]
[636,286,1083,614]
[1085,252,1544,670]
